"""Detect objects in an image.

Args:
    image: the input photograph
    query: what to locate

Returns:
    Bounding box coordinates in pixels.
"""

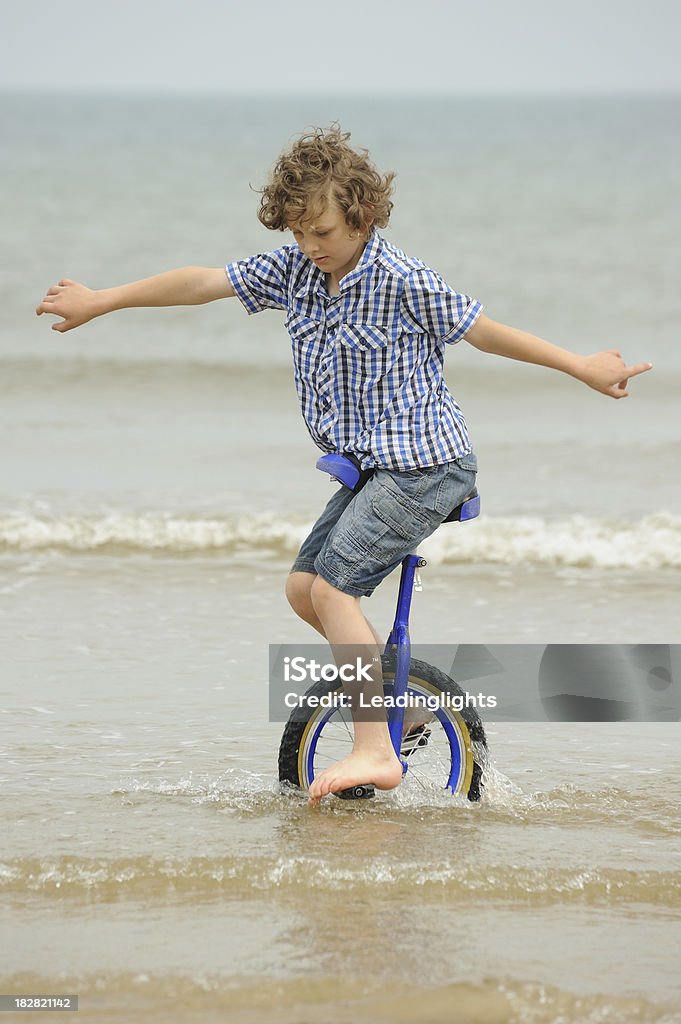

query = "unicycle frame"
[384,553,426,773]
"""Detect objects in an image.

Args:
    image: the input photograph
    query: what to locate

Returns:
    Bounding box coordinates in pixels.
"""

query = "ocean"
[1,92,680,1022]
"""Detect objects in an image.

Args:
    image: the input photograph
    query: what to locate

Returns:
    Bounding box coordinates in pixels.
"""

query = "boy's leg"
[285,570,383,645]
[307,577,403,802]
[285,484,355,640]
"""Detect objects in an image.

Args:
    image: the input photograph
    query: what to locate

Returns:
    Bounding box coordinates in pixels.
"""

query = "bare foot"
[308,748,403,803]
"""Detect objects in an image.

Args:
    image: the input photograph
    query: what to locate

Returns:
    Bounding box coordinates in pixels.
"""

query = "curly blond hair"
[257,124,396,233]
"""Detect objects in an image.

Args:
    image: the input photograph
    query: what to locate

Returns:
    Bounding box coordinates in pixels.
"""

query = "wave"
[1,970,677,1024]
[1,509,680,569]
[2,852,679,907]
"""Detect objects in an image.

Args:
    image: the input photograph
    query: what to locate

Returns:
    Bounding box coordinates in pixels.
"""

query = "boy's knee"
[310,575,350,615]
[285,571,316,616]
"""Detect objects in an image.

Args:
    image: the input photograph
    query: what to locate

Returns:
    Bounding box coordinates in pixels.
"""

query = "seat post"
[385,553,424,651]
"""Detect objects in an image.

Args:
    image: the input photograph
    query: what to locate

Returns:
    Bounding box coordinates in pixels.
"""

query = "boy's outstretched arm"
[464,314,653,399]
[36,268,235,332]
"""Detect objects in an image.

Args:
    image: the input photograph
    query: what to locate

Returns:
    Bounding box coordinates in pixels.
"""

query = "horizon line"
[1,86,680,100]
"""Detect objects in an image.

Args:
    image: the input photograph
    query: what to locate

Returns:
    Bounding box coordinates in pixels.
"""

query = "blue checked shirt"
[226,230,483,471]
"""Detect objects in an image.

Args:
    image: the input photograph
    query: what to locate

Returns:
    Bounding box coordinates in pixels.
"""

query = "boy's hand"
[36,279,101,332]
[577,349,653,399]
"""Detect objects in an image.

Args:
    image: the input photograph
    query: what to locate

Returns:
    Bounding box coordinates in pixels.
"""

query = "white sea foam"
[1,509,680,569]
[419,510,681,571]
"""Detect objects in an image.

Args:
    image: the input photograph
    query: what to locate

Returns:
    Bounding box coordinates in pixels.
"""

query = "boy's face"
[287,201,371,285]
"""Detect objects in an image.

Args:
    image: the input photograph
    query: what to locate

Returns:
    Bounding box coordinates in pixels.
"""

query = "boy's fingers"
[624,362,653,379]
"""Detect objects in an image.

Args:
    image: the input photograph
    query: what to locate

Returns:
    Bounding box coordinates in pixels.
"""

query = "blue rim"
[304,685,465,793]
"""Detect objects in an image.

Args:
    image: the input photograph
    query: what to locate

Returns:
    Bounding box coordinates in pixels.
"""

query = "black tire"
[278,655,488,801]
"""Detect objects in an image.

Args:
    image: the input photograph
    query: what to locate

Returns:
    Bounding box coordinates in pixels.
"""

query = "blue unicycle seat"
[442,488,480,523]
[315,452,373,494]
[316,452,481,523]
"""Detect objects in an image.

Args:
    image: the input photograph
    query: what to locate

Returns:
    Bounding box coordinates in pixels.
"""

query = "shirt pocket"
[286,312,319,343]
[286,313,321,382]
[338,323,390,351]
[336,322,391,387]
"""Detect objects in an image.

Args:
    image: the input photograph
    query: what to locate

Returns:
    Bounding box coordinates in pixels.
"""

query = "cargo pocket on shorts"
[369,477,431,543]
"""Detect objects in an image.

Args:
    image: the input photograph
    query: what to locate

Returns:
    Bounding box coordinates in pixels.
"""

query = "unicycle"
[278,455,489,802]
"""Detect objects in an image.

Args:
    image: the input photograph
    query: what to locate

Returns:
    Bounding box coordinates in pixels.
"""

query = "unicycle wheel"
[278,655,488,802]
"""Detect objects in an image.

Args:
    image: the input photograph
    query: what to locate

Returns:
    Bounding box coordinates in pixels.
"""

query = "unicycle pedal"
[334,784,376,800]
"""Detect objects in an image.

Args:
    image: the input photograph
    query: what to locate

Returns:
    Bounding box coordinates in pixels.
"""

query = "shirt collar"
[341,228,383,288]
[294,229,383,299]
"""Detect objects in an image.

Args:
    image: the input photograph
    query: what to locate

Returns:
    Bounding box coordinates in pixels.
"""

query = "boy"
[36,125,652,803]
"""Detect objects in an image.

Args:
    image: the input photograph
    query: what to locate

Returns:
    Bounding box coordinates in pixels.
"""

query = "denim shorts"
[290,453,478,598]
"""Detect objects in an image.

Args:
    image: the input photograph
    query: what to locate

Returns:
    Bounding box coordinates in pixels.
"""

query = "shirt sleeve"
[225,245,294,314]
[401,267,483,344]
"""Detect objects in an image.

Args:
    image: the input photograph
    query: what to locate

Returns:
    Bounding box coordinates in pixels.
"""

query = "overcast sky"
[3,0,680,95]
